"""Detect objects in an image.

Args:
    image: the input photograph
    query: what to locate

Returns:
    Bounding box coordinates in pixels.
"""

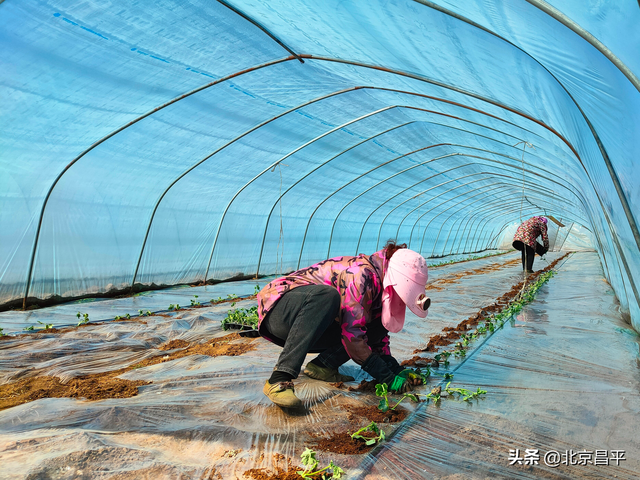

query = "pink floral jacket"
[513,216,549,250]
[257,250,390,365]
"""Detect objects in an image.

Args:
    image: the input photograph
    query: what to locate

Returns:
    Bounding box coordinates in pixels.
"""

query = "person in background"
[256,241,431,408]
[512,216,549,274]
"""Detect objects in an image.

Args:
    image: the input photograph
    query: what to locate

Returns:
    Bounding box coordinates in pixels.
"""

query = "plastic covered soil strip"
[427,250,510,268]
[0,252,577,478]
[5,293,259,337]
[351,253,572,474]
[355,252,640,479]
[0,332,257,411]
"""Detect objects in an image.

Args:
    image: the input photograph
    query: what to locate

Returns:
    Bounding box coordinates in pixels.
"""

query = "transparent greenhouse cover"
[1,0,639,330]
[3,3,640,478]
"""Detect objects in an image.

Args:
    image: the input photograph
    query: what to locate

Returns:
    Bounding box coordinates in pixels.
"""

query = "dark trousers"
[513,241,535,271]
[262,285,350,378]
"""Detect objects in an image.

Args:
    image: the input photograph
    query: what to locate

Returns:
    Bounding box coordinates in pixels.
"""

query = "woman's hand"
[389,368,425,392]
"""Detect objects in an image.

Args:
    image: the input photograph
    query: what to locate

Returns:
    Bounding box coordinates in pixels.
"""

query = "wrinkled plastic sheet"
[0,252,639,479]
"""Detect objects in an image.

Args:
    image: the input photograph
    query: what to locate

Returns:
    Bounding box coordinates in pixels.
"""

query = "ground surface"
[0,251,638,479]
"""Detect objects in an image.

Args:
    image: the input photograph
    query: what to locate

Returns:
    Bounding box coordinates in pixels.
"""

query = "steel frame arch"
[410,0,640,252]
[205,89,564,281]
[21,55,298,307]
[252,120,416,275]
[420,186,523,256]
[416,182,559,255]
[428,187,553,257]
[389,156,584,245]
[404,171,581,251]
[300,56,640,276]
[135,83,538,287]
[354,146,589,256]
[293,146,452,271]
[442,195,566,256]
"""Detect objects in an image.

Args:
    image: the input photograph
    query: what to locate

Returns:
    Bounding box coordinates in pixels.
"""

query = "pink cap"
[381,249,430,332]
[540,216,548,224]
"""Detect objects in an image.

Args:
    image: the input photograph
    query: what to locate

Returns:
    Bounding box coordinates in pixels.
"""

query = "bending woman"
[512,216,549,273]
[256,241,431,408]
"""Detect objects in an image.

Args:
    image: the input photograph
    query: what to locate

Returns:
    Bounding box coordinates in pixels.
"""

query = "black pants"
[262,285,350,378]
[513,241,535,271]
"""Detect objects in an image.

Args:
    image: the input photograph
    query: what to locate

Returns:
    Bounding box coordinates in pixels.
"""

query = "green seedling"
[430,371,453,380]
[419,385,442,403]
[453,343,467,357]
[227,293,239,300]
[0,327,4,337]
[350,421,385,446]
[190,295,200,306]
[434,351,451,367]
[222,305,259,330]
[115,315,122,320]
[139,310,144,316]
[146,311,152,316]
[76,312,90,326]
[375,383,419,413]
[125,313,131,319]
[26,321,54,331]
[297,448,343,479]
[445,381,487,401]
[254,284,261,294]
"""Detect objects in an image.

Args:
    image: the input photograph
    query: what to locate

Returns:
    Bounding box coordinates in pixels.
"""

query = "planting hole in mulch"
[346,404,408,423]
[312,431,375,454]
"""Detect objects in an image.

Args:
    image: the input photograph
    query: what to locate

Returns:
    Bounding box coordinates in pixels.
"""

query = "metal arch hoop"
[253,121,416,276]
[415,179,562,255]
[21,56,297,308]
[409,0,640,254]
[401,168,583,251]
[390,155,584,245]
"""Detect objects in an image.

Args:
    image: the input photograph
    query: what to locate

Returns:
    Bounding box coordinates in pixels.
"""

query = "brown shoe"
[263,380,303,408]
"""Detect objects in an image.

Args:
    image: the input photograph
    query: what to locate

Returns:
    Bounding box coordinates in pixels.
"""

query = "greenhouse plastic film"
[1,252,638,478]
[356,252,640,479]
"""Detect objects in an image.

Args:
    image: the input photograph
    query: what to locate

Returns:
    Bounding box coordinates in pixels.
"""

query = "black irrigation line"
[353,252,574,478]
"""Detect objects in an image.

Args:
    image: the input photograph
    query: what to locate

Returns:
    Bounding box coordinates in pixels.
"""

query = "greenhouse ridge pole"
[21,56,295,309]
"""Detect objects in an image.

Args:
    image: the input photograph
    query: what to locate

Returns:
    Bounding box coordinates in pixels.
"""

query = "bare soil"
[312,431,375,454]
[346,404,408,423]
[0,333,257,411]
[243,455,306,480]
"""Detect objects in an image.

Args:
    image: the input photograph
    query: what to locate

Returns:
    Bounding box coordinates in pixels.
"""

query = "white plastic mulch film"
[1,2,639,323]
